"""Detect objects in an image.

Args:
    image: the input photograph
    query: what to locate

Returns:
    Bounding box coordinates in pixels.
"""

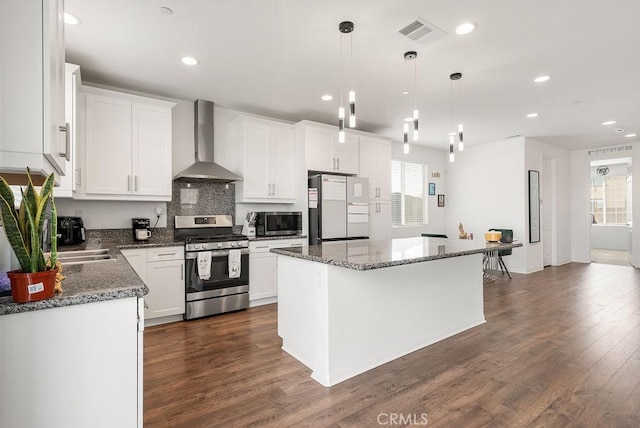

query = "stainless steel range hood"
[173,99,242,183]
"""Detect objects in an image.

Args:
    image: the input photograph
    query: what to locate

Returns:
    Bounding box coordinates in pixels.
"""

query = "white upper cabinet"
[358,136,391,200]
[0,0,67,180]
[74,86,175,201]
[234,116,296,203]
[57,63,82,198]
[300,122,359,174]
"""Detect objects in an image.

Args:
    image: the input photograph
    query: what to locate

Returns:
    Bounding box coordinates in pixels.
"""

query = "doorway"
[589,157,633,266]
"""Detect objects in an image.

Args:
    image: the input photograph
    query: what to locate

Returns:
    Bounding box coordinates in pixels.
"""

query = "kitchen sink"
[53,249,117,265]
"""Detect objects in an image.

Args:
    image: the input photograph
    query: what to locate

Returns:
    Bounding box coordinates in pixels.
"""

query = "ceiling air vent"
[397,17,447,45]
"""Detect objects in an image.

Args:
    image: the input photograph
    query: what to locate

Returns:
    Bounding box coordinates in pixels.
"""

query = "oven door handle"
[185,248,250,259]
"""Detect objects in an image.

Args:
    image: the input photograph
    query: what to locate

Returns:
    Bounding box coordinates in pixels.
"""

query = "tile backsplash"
[168,181,235,226]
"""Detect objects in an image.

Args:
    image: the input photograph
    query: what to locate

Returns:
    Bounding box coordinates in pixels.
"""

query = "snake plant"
[0,168,57,273]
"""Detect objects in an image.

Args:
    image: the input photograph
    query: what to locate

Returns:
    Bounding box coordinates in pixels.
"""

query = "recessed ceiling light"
[181,57,199,66]
[526,113,539,118]
[534,75,551,83]
[455,22,476,35]
[64,12,82,25]
[402,90,410,95]
[601,120,617,126]
[321,94,333,101]
[625,133,637,138]
[160,7,173,15]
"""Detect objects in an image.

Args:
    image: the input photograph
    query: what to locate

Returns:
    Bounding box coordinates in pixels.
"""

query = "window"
[391,160,427,226]
[590,175,629,224]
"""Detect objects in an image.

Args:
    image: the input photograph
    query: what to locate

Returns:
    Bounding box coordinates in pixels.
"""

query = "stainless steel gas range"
[175,215,249,320]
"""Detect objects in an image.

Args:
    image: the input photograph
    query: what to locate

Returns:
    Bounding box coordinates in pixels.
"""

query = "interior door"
[627,163,633,265]
[542,158,552,266]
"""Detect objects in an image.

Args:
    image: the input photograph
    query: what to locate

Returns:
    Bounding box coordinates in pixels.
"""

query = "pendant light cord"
[413,59,417,110]
[340,33,344,108]
[450,79,453,131]
[350,32,354,92]
[459,78,463,121]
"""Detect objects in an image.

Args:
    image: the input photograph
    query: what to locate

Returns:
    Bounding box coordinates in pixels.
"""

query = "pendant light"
[449,76,455,162]
[404,51,419,141]
[338,21,356,143]
[450,72,464,151]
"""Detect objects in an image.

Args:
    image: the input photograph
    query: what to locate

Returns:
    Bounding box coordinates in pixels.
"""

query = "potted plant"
[0,168,59,303]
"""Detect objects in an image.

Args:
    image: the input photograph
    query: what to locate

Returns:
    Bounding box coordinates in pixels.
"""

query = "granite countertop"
[270,237,523,271]
[0,250,148,316]
[0,236,186,316]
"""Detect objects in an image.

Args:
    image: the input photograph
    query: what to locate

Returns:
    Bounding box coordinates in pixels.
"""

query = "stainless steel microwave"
[255,212,302,237]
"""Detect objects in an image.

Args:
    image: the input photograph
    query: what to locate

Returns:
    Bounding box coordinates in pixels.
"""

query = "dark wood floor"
[144,263,640,427]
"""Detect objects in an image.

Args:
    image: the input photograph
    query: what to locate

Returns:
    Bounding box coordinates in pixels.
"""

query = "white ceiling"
[64,0,640,152]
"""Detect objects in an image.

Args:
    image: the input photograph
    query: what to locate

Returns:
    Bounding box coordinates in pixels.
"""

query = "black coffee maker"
[132,218,151,242]
[57,216,86,246]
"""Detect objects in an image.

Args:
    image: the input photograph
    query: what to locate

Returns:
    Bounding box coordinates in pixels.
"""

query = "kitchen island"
[271,237,522,387]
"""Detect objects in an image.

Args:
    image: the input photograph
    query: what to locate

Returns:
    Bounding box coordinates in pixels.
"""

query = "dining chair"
[489,228,513,278]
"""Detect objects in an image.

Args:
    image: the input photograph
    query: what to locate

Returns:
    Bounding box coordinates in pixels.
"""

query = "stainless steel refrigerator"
[308,174,369,245]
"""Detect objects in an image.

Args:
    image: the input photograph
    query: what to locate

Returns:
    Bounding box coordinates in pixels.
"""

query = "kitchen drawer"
[146,246,184,262]
[249,238,305,253]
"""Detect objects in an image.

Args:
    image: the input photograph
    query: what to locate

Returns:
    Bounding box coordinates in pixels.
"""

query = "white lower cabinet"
[0,297,142,428]
[121,246,185,324]
[249,238,305,305]
[369,200,392,240]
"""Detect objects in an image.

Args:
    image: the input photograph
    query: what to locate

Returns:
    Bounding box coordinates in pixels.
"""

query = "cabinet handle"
[58,123,70,161]
[156,252,177,257]
[143,299,149,309]
[75,167,81,187]
[135,175,139,191]
[127,175,131,191]
[255,246,269,249]
[272,183,276,195]
[336,158,340,170]
[181,263,184,280]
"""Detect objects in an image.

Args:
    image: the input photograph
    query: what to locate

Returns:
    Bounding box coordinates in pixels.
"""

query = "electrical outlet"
[75,209,84,217]
[155,206,163,216]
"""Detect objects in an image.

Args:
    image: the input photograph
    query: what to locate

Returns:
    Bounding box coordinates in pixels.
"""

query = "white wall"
[390,143,448,238]
[591,225,628,250]
[55,199,167,229]
[446,137,528,273]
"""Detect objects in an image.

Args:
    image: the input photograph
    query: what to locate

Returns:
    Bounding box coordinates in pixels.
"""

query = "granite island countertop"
[271,236,523,271]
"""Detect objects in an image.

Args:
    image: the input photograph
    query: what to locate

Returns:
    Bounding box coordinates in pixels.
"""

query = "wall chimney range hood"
[173,99,242,183]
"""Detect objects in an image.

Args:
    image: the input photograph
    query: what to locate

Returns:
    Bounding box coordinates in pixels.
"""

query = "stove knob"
[217,242,224,249]
[194,244,202,250]
[231,242,237,247]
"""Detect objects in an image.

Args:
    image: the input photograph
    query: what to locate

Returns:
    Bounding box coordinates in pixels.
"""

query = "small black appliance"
[57,216,86,246]
[132,218,151,241]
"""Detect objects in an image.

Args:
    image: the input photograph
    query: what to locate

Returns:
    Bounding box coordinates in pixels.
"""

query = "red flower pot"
[7,269,58,303]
